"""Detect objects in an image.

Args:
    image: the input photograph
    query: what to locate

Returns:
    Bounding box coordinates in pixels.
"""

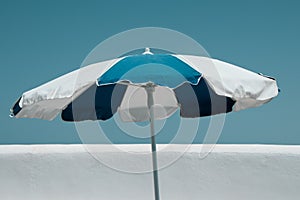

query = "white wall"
[0,145,299,200]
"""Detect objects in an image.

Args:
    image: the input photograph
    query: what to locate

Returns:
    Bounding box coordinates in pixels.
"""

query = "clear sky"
[0,0,299,144]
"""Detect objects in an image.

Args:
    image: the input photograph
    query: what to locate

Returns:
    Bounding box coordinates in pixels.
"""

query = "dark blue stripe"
[174,78,236,117]
[61,84,127,121]
[11,97,22,116]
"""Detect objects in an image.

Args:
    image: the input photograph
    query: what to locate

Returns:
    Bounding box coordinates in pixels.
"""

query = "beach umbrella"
[10,48,279,200]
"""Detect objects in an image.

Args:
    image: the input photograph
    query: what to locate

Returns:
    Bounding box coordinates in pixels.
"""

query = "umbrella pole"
[146,83,160,200]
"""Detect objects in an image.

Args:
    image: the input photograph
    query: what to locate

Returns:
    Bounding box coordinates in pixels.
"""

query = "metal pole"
[146,83,160,200]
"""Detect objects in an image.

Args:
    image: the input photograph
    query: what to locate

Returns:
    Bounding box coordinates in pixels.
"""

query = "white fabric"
[118,84,178,122]
[16,58,121,120]
[14,55,279,120]
[174,55,279,111]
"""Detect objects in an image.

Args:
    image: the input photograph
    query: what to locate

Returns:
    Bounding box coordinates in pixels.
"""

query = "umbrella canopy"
[10,48,279,200]
[11,49,278,121]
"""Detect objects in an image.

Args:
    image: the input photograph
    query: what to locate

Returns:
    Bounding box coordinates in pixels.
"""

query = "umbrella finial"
[143,47,153,55]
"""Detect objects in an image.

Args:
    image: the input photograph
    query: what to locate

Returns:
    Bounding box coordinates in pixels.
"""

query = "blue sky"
[0,0,299,144]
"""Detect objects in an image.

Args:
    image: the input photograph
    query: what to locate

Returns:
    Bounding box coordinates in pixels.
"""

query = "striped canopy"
[11,50,279,122]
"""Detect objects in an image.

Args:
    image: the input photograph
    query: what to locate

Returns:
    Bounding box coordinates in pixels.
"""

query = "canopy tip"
[143,47,153,55]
